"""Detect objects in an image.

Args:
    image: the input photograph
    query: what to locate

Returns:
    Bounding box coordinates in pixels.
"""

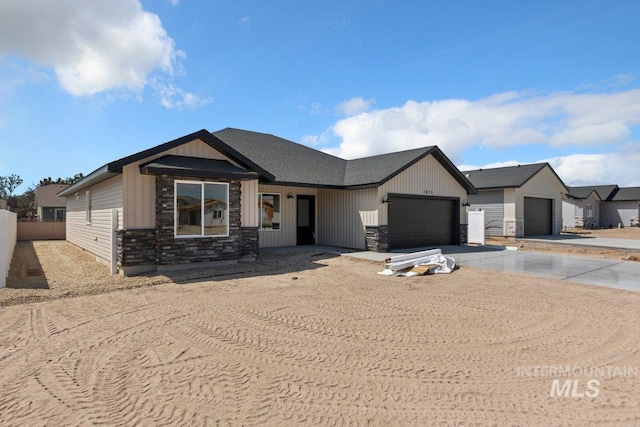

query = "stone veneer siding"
[459,224,468,245]
[155,175,243,266]
[116,228,156,268]
[240,227,259,255]
[365,225,388,251]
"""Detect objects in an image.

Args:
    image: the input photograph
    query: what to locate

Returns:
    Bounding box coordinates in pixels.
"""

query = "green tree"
[0,174,23,199]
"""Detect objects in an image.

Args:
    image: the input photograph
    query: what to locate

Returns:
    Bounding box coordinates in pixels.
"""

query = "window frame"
[174,180,230,238]
[85,190,92,225]
[259,193,282,231]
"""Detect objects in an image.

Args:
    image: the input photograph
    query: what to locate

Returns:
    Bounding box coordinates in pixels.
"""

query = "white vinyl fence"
[0,210,17,288]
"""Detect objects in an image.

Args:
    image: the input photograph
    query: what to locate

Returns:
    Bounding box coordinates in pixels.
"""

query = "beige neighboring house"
[35,184,69,221]
[58,128,477,275]
[465,163,568,237]
[0,199,6,210]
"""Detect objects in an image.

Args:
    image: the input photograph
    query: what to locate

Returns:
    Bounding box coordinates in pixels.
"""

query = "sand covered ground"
[1,245,639,425]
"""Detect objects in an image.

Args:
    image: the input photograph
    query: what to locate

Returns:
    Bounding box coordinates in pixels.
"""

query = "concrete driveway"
[343,245,640,292]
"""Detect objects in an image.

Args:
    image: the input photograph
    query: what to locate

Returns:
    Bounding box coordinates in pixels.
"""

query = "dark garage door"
[388,196,456,249]
[524,197,552,236]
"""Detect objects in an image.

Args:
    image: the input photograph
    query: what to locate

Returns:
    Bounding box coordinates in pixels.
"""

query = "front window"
[175,181,229,237]
[259,193,281,230]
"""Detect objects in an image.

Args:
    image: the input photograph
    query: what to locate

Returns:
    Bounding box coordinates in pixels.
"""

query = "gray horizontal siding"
[468,190,504,236]
[66,176,122,264]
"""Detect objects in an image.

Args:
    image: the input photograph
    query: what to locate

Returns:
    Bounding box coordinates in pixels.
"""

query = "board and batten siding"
[601,201,640,227]
[317,188,378,249]
[122,139,242,229]
[241,180,259,227]
[378,154,468,225]
[467,190,504,236]
[562,199,580,228]
[257,185,317,248]
[66,175,122,264]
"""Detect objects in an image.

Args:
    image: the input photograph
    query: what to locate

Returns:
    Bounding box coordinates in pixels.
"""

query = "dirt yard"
[1,242,639,425]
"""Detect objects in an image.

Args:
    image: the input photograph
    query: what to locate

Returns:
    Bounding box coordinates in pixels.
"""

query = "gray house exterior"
[59,128,476,275]
[562,185,618,228]
[464,163,568,237]
[600,187,640,227]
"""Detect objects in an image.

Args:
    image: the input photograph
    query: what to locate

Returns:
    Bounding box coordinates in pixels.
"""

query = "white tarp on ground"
[378,249,456,276]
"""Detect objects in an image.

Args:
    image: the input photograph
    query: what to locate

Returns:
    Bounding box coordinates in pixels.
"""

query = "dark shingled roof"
[213,128,476,191]
[568,185,619,200]
[139,155,259,180]
[212,128,347,186]
[463,163,566,190]
[60,128,477,195]
[611,187,640,201]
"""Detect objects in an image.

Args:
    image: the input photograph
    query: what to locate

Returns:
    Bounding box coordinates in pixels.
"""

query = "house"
[0,199,6,210]
[35,184,69,221]
[601,187,640,227]
[464,163,568,237]
[58,128,477,275]
[562,185,618,228]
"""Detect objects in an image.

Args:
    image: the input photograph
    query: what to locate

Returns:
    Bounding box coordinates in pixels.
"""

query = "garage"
[524,197,552,236]
[388,195,457,249]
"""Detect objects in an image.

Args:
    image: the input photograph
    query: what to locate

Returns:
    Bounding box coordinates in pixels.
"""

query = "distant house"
[562,185,618,228]
[35,184,69,221]
[601,187,640,227]
[465,163,568,237]
[58,128,476,275]
[0,199,6,210]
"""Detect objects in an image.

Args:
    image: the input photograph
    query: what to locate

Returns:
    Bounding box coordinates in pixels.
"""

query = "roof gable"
[464,163,567,192]
[568,185,618,200]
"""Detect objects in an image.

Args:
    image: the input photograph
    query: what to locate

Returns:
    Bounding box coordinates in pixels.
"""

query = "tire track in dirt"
[0,256,639,425]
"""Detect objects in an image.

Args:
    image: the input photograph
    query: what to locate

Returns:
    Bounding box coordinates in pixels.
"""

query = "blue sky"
[1,0,640,194]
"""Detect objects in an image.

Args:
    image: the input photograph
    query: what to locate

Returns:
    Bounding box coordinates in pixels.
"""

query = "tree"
[0,174,23,199]
[37,173,84,188]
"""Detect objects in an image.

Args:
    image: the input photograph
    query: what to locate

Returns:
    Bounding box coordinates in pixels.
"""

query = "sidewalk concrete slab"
[520,234,640,251]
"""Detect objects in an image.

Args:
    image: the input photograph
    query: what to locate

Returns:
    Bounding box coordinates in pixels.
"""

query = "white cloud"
[169,0,180,5]
[0,0,199,107]
[239,16,251,25]
[316,89,640,161]
[544,150,640,187]
[151,79,211,110]
[336,97,375,116]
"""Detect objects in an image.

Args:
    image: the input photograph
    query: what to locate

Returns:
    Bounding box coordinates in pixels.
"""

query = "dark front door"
[297,195,316,245]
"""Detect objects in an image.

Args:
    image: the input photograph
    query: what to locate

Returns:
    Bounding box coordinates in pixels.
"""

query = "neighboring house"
[601,187,640,227]
[464,163,568,237]
[35,184,69,221]
[58,128,477,275]
[0,199,6,210]
[562,185,618,228]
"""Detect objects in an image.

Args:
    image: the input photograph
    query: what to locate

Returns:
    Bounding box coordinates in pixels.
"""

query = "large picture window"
[175,181,229,237]
[259,193,281,230]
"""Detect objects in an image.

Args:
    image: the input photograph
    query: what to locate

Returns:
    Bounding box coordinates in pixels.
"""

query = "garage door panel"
[524,197,552,236]
[388,196,456,249]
